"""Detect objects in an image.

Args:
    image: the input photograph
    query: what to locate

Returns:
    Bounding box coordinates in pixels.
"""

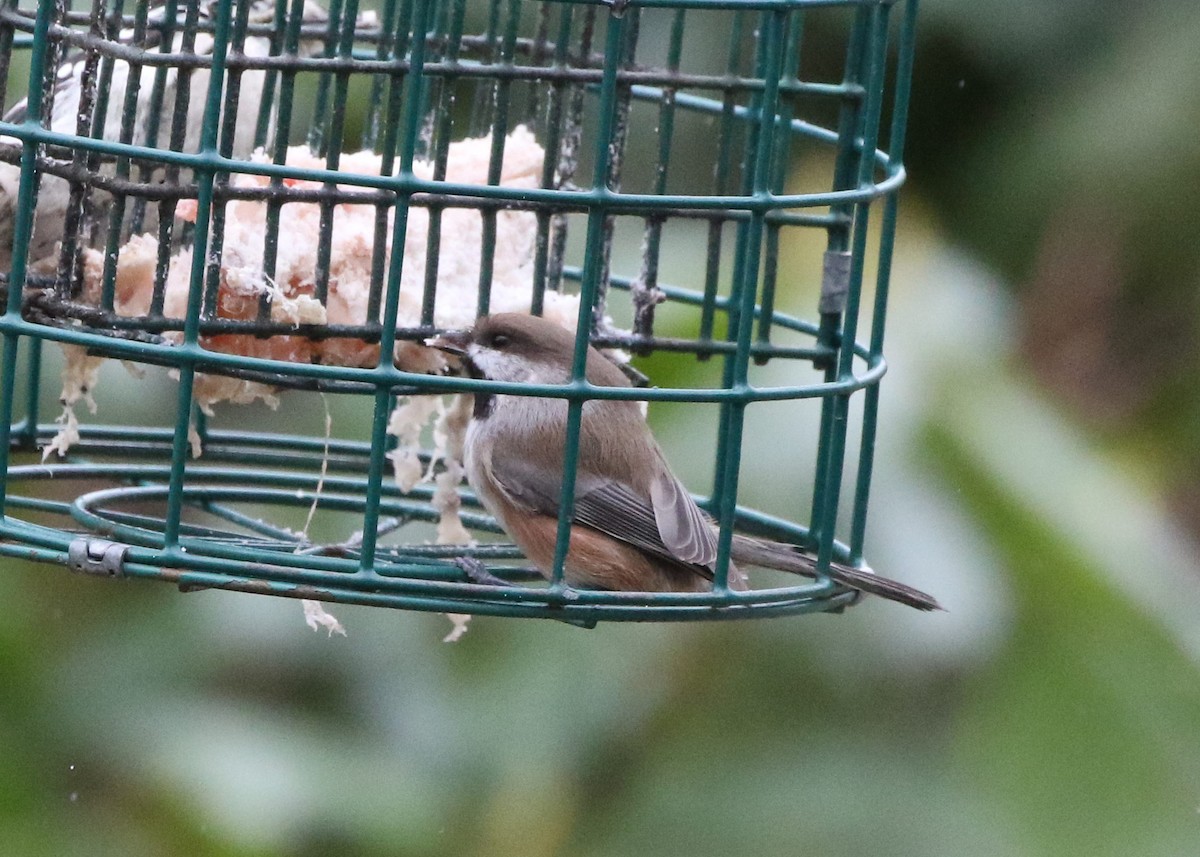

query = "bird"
[0,0,334,273]
[428,312,942,611]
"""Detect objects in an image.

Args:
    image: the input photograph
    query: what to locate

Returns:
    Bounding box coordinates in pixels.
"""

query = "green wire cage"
[0,0,920,624]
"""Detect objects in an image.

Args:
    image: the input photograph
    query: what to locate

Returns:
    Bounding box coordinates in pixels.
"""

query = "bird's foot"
[452,556,596,630]
[453,556,515,588]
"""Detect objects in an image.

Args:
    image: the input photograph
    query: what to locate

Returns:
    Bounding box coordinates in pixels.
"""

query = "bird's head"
[428,312,623,386]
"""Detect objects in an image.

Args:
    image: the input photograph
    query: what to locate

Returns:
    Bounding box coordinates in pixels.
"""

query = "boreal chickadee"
[428,312,942,610]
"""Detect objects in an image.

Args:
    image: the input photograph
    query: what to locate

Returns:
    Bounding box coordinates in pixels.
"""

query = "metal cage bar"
[0,0,920,623]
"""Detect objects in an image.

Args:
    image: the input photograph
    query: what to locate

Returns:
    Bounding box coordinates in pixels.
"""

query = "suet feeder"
[0,0,921,623]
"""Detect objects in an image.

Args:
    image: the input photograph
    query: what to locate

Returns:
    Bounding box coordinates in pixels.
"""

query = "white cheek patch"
[467,345,529,383]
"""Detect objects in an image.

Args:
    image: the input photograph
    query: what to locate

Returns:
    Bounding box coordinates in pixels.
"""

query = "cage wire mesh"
[0,0,920,624]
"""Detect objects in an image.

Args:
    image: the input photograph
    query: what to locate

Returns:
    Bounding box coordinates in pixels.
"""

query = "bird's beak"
[425,329,471,356]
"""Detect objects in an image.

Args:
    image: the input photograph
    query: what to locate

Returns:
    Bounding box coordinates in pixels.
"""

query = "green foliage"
[930,420,1200,857]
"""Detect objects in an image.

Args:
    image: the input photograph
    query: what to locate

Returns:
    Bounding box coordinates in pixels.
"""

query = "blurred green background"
[4,0,1200,855]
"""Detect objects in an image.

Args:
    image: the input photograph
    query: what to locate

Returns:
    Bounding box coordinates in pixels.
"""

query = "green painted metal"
[0,0,919,623]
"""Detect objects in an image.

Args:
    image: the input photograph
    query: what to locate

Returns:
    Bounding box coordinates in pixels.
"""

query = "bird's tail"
[730,535,942,612]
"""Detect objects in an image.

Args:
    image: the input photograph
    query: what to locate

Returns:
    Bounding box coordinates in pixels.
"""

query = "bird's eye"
[491,334,511,349]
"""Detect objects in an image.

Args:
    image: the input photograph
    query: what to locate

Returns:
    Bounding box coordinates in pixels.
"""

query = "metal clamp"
[67,538,129,578]
[819,250,853,315]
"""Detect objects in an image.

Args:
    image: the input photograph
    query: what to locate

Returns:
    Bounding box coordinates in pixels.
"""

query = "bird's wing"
[489,454,715,573]
[647,463,717,566]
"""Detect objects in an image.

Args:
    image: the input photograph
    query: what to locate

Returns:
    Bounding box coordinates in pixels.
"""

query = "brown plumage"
[429,313,941,611]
